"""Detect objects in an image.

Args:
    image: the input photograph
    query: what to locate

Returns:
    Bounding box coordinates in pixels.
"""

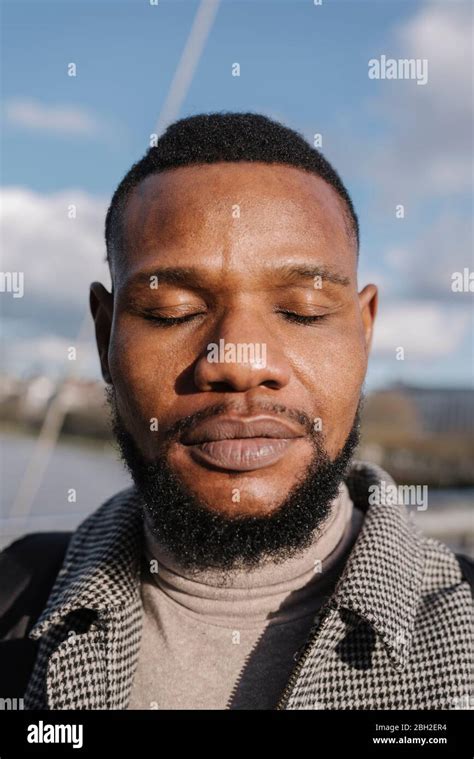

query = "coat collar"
[28,461,425,672]
[29,487,145,639]
[331,460,425,670]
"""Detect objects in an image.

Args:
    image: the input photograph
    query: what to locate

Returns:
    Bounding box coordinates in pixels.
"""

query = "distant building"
[390,384,474,435]
[360,384,474,487]
[363,383,474,437]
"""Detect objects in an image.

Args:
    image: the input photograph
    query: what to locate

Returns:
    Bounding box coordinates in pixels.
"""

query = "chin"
[167,469,292,519]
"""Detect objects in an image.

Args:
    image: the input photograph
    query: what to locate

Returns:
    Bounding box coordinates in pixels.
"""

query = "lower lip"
[186,437,299,472]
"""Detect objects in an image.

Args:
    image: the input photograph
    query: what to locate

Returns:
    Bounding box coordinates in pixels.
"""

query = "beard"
[107,387,362,573]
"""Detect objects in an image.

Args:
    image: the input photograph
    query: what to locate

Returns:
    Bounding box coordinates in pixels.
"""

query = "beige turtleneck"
[127,481,364,710]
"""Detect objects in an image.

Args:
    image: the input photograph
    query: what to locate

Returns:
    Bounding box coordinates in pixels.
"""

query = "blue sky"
[1,0,473,389]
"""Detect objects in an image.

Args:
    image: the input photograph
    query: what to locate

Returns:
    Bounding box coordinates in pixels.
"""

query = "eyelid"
[131,299,207,327]
[277,309,328,325]
[275,299,330,311]
[144,311,328,329]
[144,312,203,327]
[146,304,207,317]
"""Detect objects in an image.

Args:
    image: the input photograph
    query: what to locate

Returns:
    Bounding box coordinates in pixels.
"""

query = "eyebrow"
[269,264,350,287]
[125,263,350,291]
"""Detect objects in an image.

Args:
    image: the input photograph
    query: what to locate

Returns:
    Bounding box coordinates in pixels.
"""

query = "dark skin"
[91,162,377,518]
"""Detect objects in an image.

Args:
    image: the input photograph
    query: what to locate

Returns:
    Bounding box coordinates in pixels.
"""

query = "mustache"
[162,400,320,445]
[106,387,366,463]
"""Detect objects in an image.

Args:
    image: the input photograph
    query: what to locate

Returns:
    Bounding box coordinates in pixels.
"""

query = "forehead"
[117,162,356,284]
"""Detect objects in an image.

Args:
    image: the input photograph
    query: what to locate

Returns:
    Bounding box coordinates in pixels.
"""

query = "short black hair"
[105,111,359,270]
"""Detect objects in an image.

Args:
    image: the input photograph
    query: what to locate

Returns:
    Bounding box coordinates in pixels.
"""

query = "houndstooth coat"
[23,460,473,710]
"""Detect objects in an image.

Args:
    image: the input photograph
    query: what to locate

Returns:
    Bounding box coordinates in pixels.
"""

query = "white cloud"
[373,300,471,358]
[398,1,472,100]
[383,212,474,299]
[5,98,105,138]
[0,187,111,376]
[368,1,473,201]
[1,186,110,311]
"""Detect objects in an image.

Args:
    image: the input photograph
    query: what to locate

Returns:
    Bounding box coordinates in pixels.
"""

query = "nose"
[193,308,291,393]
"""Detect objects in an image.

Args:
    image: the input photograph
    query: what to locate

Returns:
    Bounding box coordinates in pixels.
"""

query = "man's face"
[91,162,377,524]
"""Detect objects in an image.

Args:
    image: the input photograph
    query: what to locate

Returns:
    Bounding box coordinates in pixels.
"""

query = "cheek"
[108,320,180,425]
[290,320,366,447]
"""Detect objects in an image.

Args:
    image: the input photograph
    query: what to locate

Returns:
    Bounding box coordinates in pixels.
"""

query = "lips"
[181,417,304,472]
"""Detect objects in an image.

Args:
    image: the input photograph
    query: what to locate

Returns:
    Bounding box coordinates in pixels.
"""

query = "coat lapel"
[25,488,144,709]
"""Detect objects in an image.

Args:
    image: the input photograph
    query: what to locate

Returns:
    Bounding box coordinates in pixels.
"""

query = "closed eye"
[277,310,328,325]
[142,310,328,327]
[143,312,204,327]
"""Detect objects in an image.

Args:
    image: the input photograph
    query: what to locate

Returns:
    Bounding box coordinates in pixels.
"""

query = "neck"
[140,482,359,628]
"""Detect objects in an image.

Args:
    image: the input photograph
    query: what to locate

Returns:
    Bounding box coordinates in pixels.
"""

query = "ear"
[90,282,113,383]
[358,284,378,352]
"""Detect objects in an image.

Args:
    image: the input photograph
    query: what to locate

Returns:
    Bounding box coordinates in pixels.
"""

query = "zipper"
[274,602,334,710]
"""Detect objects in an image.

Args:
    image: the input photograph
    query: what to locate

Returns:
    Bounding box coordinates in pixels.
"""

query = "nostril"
[263,379,281,390]
[207,380,239,393]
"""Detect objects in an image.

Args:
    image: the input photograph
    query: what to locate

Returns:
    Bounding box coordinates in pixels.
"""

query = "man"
[1,113,472,710]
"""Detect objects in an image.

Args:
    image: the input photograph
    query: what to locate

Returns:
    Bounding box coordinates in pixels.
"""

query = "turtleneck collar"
[141,481,361,629]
